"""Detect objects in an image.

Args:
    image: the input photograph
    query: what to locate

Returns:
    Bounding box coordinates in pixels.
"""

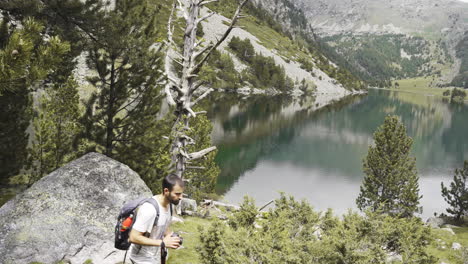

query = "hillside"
[197,0,366,95]
[252,0,468,87]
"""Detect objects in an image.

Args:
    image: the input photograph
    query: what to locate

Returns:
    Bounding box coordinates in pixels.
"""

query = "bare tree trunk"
[165,0,249,178]
[105,59,116,157]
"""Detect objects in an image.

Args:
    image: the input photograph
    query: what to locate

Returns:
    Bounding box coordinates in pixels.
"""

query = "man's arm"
[129,229,181,248]
[129,229,162,246]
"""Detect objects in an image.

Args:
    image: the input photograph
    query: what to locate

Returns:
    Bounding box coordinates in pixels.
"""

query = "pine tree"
[27,77,82,184]
[183,113,221,201]
[356,115,421,217]
[0,18,69,183]
[441,160,468,221]
[81,0,165,157]
[0,18,70,94]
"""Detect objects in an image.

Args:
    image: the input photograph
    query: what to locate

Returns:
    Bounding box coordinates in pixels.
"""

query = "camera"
[171,232,183,246]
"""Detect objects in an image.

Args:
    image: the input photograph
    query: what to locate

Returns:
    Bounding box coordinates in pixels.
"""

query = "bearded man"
[129,174,184,264]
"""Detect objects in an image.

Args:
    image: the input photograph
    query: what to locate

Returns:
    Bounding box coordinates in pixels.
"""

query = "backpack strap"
[134,197,161,254]
[144,198,160,227]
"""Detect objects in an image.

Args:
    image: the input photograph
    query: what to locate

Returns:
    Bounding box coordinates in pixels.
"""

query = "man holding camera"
[129,174,184,264]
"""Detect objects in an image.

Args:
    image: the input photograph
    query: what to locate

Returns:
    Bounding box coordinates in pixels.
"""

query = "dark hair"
[162,173,185,192]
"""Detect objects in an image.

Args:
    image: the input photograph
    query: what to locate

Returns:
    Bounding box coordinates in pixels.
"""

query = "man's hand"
[163,232,181,249]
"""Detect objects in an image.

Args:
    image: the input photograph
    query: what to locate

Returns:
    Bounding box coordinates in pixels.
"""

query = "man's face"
[164,183,184,205]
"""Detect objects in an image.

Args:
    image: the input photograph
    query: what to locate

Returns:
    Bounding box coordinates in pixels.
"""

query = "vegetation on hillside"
[228,36,294,91]
[207,0,366,91]
[322,34,451,87]
[451,31,468,88]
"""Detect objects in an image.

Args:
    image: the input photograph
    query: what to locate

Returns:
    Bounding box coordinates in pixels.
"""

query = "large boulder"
[0,152,152,264]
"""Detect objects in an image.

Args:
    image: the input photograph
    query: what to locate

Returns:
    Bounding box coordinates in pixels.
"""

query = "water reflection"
[210,89,468,219]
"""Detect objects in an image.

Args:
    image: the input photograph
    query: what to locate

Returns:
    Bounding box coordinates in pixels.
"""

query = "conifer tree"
[27,77,82,184]
[80,0,165,157]
[0,18,69,182]
[441,160,468,221]
[356,115,421,217]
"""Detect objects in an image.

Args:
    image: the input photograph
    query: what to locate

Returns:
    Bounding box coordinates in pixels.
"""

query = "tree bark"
[165,0,249,178]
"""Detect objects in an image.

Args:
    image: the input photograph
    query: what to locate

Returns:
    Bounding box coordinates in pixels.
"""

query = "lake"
[208,89,468,220]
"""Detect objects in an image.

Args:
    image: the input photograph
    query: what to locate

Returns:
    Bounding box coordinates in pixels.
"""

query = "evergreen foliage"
[0,18,70,94]
[228,196,257,229]
[27,77,82,184]
[197,194,436,264]
[321,34,443,87]
[356,115,421,217]
[441,160,468,221]
[450,88,467,103]
[0,18,69,183]
[228,36,294,91]
[80,0,164,157]
[199,49,241,90]
[451,31,468,88]
[183,113,220,201]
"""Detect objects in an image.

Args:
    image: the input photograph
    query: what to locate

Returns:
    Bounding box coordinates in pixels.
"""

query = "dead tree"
[165,0,249,178]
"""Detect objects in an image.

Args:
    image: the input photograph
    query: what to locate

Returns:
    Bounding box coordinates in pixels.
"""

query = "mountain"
[252,0,468,87]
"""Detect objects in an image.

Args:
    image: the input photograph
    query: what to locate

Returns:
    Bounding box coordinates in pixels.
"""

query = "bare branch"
[179,149,191,159]
[179,134,196,144]
[188,146,217,160]
[172,58,184,66]
[167,0,177,47]
[185,106,197,117]
[191,88,213,107]
[191,0,250,74]
[258,200,275,211]
[192,43,214,61]
[195,111,207,115]
[199,0,218,6]
[187,166,206,170]
[196,12,215,24]
[167,75,180,85]
[192,80,206,93]
[177,0,189,20]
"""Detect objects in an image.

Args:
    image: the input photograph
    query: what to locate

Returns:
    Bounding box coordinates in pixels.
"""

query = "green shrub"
[197,194,436,264]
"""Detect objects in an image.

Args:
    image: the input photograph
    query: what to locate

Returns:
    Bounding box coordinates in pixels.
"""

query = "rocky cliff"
[0,152,152,264]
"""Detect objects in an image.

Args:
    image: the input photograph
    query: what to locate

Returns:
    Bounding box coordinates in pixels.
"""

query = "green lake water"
[208,89,468,219]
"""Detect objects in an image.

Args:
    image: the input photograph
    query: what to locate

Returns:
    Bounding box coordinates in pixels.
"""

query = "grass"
[429,226,468,263]
[389,77,448,97]
[238,18,309,61]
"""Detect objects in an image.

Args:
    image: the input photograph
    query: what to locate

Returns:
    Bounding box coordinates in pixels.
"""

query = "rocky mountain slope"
[253,0,468,86]
[292,0,468,37]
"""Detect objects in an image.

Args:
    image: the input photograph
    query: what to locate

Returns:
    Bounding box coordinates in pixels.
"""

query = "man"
[129,174,184,264]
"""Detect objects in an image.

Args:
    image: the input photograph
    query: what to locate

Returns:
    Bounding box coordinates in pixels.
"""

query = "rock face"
[426,216,446,228]
[0,152,152,264]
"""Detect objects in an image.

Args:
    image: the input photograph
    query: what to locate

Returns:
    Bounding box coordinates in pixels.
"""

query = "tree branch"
[188,146,217,160]
[191,88,213,107]
[196,11,215,24]
[191,0,250,74]
[177,0,189,20]
[200,0,219,6]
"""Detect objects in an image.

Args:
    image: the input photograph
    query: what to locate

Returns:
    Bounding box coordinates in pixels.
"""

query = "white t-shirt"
[129,196,171,264]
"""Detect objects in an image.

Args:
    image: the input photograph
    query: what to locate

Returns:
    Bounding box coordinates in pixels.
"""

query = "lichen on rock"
[0,152,152,264]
